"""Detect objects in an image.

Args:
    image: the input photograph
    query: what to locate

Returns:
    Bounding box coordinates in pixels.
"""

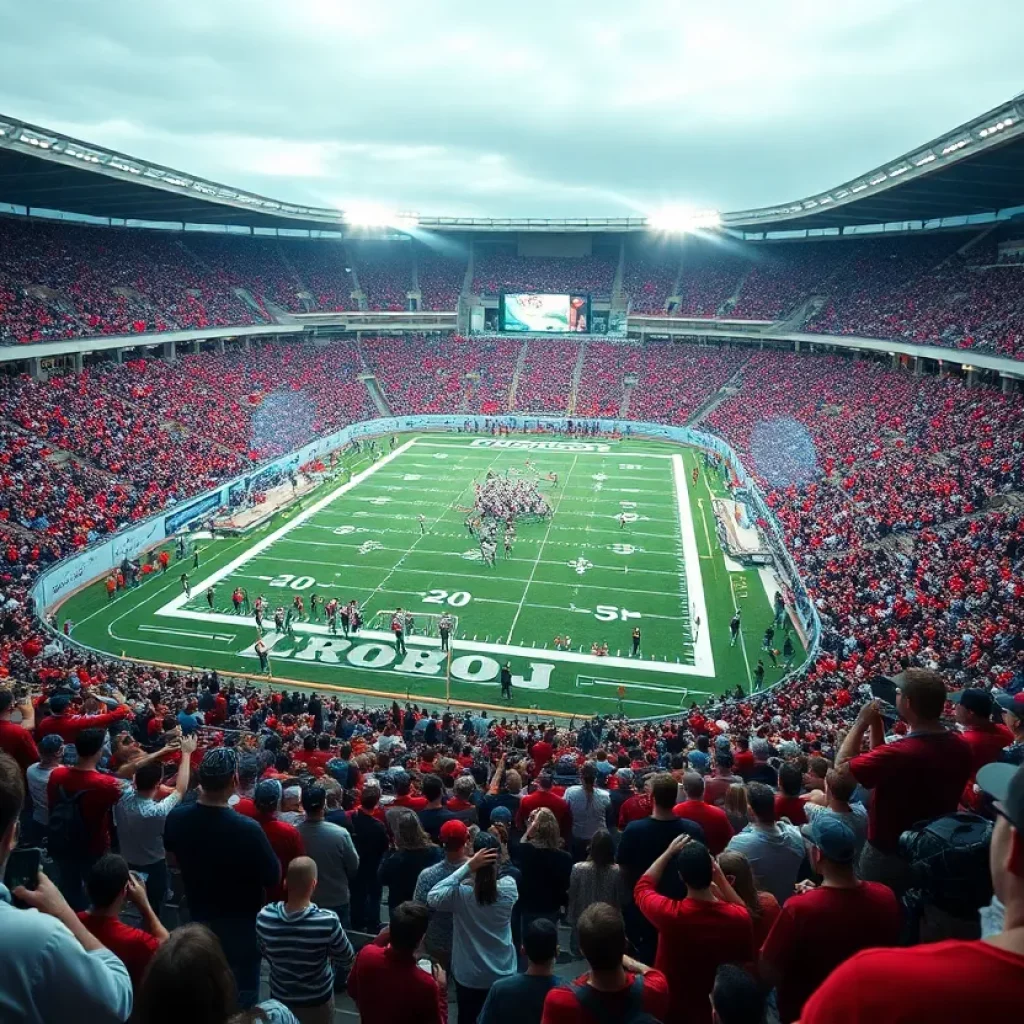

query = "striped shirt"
[256,901,355,1008]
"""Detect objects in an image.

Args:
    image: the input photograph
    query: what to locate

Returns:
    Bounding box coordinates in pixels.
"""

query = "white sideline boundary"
[154,437,716,679]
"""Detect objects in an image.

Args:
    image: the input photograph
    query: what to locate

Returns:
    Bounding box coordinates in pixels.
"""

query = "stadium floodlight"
[344,203,419,230]
[647,206,722,233]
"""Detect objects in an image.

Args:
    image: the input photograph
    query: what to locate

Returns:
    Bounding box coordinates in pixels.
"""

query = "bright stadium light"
[647,206,722,233]
[344,203,419,230]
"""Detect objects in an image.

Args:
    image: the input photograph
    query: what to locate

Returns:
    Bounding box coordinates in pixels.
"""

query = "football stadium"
[2,7,1024,1021]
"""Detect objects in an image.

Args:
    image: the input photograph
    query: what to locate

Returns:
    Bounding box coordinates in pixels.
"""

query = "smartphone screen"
[4,847,41,891]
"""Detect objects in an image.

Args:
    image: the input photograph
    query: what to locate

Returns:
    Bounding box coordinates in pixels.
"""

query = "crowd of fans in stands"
[0,312,1023,1018]
[3,217,1024,359]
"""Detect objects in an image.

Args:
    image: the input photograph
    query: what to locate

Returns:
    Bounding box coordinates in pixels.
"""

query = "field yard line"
[155,438,419,620]
[166,608,711,676]
[506,454,580,643]
[671,454,714,676]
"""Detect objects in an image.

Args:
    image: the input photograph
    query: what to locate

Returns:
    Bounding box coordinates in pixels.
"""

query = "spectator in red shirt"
[252,779,305,903]
[837,669,972,898]
[540,902,670,1024]
[951,687,1015,806]
[733,737,755,779]
[0,687,38,774]
[37,693,130,744]
[773,763,808,827]
[46,726,130,910]
[717,849,780,947]
[674,772,735,855]
[517,771,572,842]
[530,730,556,770]
[800,760,1024,1023]
[760,815,901,1023]
[348,901,448,1024]
[78,853,168,990]
[634,835,754,1024]
[391,771,428,812]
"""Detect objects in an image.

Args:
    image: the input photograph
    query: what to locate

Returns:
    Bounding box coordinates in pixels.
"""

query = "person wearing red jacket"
[37,693,130,743]
[349,903,447,1024]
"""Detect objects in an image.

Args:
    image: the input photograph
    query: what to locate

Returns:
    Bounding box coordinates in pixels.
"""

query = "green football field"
[59,433,805,719]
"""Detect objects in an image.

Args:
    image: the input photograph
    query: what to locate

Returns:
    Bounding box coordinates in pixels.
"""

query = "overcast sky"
[0,0,1021,218]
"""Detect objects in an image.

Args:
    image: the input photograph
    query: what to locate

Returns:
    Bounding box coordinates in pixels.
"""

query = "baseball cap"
[977,762,1024,833]
[949,688,994,717]
[489,805,513,825]
[39,734,64,755]
[995,691,1024,721]
[254,778,283,810]
[199,746,238,785]
[801,814,858,864]
[439,819,469,848]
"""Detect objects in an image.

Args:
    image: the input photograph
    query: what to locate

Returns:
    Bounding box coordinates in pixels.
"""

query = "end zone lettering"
[240,633,553,690]
[469,439,609,453]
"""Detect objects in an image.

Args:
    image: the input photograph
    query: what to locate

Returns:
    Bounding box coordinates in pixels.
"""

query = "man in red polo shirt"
[633,834,753,1024]
[760,815,901,1023]
[541,903,669,1024]
[673,773,734,855]
[391,771,427,811]
[800,760,1024,1022]
[349,902,447,1024]
[517,771,572,841]
[951,687,1014,807]
[836,669,971,898]
[530,729,556,770]
[0,688,38,774]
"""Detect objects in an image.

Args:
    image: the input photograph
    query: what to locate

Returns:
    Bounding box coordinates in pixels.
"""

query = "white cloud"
[0,0,1020,217]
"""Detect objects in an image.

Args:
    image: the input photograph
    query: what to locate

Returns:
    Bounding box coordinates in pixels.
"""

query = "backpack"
[47,785,89,859]
[902,812,993,917]
[571,977,663,1024]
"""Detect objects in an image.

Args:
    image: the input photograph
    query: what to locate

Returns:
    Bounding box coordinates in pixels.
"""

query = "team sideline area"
[59,433,802,718]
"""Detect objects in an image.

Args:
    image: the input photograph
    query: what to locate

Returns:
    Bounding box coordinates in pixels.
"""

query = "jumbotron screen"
[499,293,590,333]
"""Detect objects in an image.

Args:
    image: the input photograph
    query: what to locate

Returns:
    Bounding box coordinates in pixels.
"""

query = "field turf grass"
[60,433,804,718]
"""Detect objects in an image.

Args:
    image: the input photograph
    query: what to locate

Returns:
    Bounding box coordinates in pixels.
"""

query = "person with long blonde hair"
[514,807,572,934]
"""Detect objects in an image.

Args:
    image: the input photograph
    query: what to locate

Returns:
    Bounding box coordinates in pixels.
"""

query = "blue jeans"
[128,858,169,917]
[203,915,261,1009]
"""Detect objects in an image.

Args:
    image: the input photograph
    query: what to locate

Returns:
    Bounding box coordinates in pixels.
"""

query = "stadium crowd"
[0,330,1023,1019]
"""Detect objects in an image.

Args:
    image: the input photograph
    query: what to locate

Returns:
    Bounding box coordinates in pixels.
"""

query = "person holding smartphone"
[0,752,133,1023]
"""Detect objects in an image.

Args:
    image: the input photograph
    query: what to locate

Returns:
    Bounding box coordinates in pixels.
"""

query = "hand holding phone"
[4,847,41,893]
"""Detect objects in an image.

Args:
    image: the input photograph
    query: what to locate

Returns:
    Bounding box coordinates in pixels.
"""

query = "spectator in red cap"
[414,817,471,968]
[800,761,1024,1022]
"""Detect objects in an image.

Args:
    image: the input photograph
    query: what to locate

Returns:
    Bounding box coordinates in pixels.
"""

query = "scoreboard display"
[499,293,591,333]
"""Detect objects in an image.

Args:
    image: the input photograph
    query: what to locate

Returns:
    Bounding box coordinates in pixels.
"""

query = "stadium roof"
[1,94,1023,235]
